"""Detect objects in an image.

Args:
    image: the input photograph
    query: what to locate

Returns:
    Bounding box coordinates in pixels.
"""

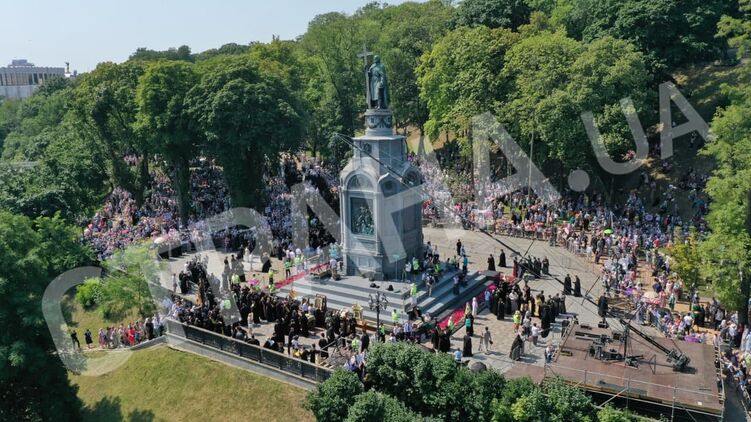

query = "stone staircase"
[277,267,492,327]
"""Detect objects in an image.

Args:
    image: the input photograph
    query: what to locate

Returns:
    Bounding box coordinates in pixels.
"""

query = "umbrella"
[603,228,614,235]
[470,361,487,372]
[642,291,658,299]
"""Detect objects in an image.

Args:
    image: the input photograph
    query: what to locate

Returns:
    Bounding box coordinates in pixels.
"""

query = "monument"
[339,52,423,280]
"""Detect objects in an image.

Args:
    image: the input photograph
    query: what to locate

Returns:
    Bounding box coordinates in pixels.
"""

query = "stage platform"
[277,265,492,327]
[506,323,724,421]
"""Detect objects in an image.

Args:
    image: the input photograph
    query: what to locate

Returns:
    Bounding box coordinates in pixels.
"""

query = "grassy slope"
[70,346,314,422]
[62,292,140,334]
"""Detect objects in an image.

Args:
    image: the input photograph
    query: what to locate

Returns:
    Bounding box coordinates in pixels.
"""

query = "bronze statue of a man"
[367,55,389,109]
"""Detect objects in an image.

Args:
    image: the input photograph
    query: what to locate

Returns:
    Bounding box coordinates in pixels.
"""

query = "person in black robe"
[493,290,503,319]
[540,304,552,338]
[496,298,505,320]
[179,272,189,294]
[597,294,608,319]
[573,275,582,297]
[510,334,524,359]
[261,258,272,273]
[301,313,309,337]
[522,281,530,299]
[487,254,496,271]
[318,337,330,358]
[463,334,473,357]
[361,331,370,352]
[563,274,572,295]
[252,302,261,324]
[499,250,506,268]
[438,330,451,352]
[274,320,285,344]
[560,294,567,314]
[431,328,440,351]
[548,295,557,319]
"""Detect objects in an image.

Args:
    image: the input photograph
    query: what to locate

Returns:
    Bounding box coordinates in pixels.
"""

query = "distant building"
[0,59,71,100]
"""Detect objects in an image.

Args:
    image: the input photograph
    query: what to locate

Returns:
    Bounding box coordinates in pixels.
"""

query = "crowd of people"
[83,159,231,260]
[83,154,340,262]
[69,314,165,351]
[80,134,749,413]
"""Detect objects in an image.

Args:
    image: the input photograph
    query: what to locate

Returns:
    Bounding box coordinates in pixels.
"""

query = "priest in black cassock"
[510,334,524,359]
[487,254,496,271]
[540,303,552,338]
[463,333,473,357]
[563,274,572,295]
[499,250,506,268]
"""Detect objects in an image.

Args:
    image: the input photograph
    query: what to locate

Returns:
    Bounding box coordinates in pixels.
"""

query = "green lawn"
[62,292,140,334]
[70,346,314,422]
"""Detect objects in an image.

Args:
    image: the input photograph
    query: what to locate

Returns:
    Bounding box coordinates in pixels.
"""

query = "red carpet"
[274,263,328,289]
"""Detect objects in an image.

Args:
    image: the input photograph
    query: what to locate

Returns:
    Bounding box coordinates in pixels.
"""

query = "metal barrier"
[165,319,333,383]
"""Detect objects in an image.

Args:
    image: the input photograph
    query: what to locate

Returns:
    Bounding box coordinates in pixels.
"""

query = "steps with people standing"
[276,267,491,327]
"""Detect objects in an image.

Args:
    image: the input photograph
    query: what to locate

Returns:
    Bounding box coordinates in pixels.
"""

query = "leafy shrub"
[306,369,363,422]
[75,277,102,309]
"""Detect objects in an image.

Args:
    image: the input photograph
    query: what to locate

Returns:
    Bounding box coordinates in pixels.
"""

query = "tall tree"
[136,60,199,223]
[0,211,92,421]
[71,62,148,204]
[501,33,650,177]
[301,12,363,140]
[417,26,520,150]
[700,69,751,323]
[129,45,193,62]
[719,0,751,58]
[668,227,703,294]
[557,0,732,77]
[453,0,532,30]
[186,56,304,209]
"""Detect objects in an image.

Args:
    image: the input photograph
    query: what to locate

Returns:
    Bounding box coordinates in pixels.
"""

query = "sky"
[0,0,422,72]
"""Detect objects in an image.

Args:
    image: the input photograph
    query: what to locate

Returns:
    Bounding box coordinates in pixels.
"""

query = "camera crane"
[619,318,691,372]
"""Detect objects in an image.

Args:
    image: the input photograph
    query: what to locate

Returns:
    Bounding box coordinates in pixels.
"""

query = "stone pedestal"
[339,109,423,280]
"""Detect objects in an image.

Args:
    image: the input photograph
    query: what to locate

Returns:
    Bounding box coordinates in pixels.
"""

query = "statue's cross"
[357,44,374,68]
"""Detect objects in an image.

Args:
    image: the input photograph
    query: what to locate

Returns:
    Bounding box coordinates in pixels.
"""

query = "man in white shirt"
[530,324,541,346]
[479,327,492,354]
[683,314,693,334]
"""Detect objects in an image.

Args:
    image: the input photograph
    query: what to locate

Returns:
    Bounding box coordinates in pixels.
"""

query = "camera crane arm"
[618,318,691,372]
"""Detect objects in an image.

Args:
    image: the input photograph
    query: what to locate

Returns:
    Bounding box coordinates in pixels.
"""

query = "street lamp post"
[369,292,389,340]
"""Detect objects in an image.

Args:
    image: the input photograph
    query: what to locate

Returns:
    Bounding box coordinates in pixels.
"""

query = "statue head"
[373,55,381,64]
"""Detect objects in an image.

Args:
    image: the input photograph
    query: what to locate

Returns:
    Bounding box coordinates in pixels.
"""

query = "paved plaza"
[156,226,626,373]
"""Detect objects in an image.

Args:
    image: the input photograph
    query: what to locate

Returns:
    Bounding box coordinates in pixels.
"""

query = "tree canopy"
[453,0,532,30]
[0,211,92,421]
[699,66,751,320]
